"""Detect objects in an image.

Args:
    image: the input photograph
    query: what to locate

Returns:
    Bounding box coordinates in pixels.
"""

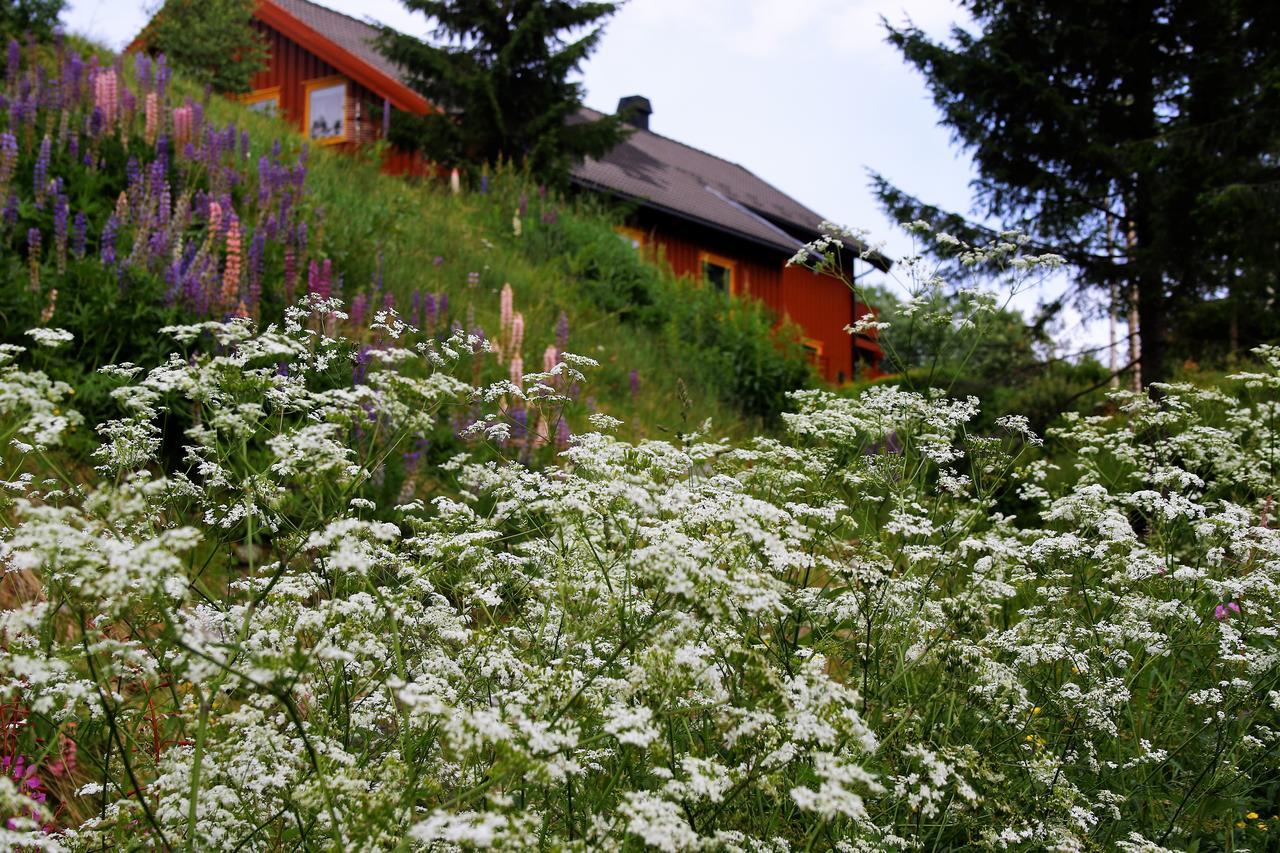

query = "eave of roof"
[571,174,803,255]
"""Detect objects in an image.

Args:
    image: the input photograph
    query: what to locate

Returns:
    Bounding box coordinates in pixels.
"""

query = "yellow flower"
[1237,821,1246,828]
[1032,706,1042,715]
[1248,812,1259,820]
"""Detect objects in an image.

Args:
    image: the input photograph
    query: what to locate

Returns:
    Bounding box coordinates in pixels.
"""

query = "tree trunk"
[1136,273,1166,387]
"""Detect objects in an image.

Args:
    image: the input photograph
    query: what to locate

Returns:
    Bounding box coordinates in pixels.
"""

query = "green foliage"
[378,0,629,186]
[875,0,1280,383]
[0,0,65,41]
[144,0,267,94]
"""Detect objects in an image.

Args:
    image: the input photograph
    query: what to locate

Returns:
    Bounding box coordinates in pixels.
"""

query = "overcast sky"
[61,0,1108,351]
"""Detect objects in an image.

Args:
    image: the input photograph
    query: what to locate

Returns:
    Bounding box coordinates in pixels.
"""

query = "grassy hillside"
[0,42,814,464]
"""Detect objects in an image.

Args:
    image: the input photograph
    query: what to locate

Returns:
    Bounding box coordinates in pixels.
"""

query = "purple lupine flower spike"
[33,135,51,206]
[72,211,87,257]
[556,311,569,351]
[100,214,118,265]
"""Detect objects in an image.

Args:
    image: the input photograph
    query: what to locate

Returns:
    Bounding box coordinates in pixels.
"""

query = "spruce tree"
[378,0,628,186]
[874,1,1280,383]
[145,0,267,95]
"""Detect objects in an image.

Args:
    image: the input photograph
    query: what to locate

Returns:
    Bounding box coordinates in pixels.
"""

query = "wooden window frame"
[698,250,738,295]
[240,86,281,114]
[801,336,825,359]
[302,76,350,145]
[615,225,647,251]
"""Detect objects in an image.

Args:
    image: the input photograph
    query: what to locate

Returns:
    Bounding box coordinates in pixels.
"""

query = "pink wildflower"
[1214,601,1241,621]
[94,68,118,125]
[511,311,524,354]
[207,200,222,238]
[222,214,242,310]
[144,92,160,144]
[172,104,193,145]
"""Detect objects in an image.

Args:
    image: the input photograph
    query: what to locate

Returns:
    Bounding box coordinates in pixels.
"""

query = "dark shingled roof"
[571,108,890,269]
[266,0,409,85]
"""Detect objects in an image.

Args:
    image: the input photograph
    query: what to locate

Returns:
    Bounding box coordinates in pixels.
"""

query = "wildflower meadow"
[1,35,1279,853]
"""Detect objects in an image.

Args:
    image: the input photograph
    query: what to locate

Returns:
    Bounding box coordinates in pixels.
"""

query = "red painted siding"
[630,219,880,384]
[247,20,429,175]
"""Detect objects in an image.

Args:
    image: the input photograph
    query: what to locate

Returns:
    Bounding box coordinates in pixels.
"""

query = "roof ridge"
[583,104,760,181]
[265,0,385,37]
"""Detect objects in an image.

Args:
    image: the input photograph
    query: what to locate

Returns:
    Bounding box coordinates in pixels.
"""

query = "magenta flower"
[1214,601,1241,621]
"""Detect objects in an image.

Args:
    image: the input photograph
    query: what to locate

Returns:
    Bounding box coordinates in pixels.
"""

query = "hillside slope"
[0,43,814,460]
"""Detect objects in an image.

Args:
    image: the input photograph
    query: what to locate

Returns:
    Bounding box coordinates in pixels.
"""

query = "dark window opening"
[702,260,732,293]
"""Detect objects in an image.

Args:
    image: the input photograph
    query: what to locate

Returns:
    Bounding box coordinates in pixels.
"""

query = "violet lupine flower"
[1214,601,1241,621]
[5,40,18,83]
[510,406,528,441]
[257,155,271,206]
[556,310,569,350]
[241,130,250,160]
[423,292,437,331]
[438,292,448,317]
[629,369,641,398]
[135,52,151,90]
[382,291,394,311]
[351,293,369,328]
[3,194,18,227]
[555,418,570,449]
[33,135,51,206]
[353,344,373,385]
[480,174,489,193]
[53,195,68,273]
[247,230,264,316]
[100,214,118,266]
[0,132,16,193]
[126,155,141,195]
[410,290,421,326]
[72,211,87,258]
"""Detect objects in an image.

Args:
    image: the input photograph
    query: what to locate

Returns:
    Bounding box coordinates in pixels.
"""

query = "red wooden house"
[134,0,890,382]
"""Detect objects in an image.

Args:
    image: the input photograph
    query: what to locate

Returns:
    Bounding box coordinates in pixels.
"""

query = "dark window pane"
[703,261,731,293]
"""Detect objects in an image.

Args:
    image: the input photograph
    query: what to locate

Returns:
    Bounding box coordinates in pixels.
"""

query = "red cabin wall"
[781,264,856,383]
[630,217,877,384]
[246,20,429,174]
